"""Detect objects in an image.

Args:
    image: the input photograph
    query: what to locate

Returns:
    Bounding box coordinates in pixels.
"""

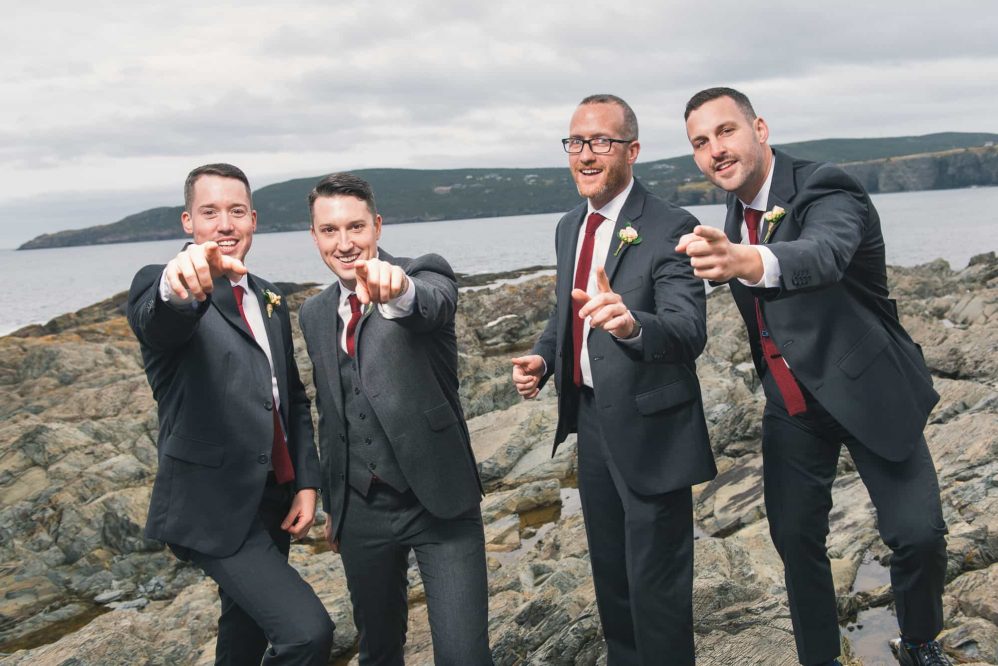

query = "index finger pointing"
[596,266,612,294]
[694,225,727,241]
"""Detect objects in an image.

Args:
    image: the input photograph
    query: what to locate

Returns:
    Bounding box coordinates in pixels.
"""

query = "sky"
[1,1,997,248]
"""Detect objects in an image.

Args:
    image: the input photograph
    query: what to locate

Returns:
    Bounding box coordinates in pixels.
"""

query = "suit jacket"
[127,265,320,558]
[299,251,483,541]
[533,179,716,495]
[725,149,938,461]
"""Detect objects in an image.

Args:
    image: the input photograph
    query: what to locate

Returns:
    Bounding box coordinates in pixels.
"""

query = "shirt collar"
[588,177,635,223]
[739,154,776,213]
[229,274,250,292]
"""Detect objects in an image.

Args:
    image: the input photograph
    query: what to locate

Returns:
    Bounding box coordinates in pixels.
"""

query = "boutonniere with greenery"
[263,289,282,318]
[613,222,642,257]
[762,206,786,243]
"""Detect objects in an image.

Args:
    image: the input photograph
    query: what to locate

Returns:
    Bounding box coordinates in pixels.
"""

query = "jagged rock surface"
[2,255,997,665]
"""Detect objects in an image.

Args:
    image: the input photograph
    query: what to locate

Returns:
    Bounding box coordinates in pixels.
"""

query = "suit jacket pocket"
[836,324,890,379]
[614,275,644,295]
[634,380,695,416]
[423,402,458,432]
[162,433,225,468]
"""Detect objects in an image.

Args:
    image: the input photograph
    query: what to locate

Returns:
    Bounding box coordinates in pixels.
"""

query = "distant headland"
[18,132,998,250]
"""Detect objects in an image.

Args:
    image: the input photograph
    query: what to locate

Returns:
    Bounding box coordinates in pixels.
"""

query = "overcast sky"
[1,0,996,248]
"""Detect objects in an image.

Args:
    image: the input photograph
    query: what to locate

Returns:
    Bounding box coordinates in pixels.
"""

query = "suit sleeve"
[625,211,707,364]
[127,264,211,351]
[763,165,870,297]
[531,220,565,385]
[387,254,457,334]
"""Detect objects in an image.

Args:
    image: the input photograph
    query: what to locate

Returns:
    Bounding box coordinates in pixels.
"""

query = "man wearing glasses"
[511,95,716,665]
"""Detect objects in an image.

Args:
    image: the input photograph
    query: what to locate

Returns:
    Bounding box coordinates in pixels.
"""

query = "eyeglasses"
[562,137,634,154]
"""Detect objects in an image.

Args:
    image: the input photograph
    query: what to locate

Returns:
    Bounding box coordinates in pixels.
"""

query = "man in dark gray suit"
[298,173,491,666]
[127,163,334,665]
[511,95,716,666]
[681,88,950,666]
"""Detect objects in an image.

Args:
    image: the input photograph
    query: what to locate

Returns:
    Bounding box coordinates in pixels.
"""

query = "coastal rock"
[2,254,998,664]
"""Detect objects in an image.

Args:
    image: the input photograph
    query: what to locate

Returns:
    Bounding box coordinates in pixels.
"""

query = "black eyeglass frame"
[561,137,635,154]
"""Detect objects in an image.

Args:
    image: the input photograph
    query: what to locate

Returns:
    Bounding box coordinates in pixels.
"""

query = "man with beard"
[680,87,949,666]
[511,95,716,665]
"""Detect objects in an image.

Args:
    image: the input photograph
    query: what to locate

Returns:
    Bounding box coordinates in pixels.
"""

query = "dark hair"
[183,163,252,213]
[579,94,639,140]
[684,87,757,121]
[308,172,378,221]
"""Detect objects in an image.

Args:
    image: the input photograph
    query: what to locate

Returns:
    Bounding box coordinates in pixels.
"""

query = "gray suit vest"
[336,326,409,496]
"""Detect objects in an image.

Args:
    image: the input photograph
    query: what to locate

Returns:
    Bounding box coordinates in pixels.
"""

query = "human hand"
[354,258,409,305]
[281,488,317,539]
[164,241,247,301]
[511,354,545,399]
[675,225,762,283]
[573,266,637,339]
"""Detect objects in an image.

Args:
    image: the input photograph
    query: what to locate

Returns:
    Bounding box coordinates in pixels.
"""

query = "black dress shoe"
[889,638,952,666]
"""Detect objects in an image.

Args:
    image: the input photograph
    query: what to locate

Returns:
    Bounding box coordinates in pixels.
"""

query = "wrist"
[737,245,765,283]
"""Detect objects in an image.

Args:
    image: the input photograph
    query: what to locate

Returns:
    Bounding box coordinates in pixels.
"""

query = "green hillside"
[18,132,998,250]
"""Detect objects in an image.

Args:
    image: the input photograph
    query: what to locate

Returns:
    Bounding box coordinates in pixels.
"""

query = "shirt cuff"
[159,269,197,307]
[738,245,782,289]
[377,272,416,319]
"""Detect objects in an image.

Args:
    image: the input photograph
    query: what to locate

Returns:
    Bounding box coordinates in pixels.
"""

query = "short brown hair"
[579,94,639,140]
[684,87,757,121]
[307,172,378,221]
[184,163,252,212]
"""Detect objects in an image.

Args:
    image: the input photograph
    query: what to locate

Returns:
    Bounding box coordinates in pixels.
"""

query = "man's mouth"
[217,238,238,249]
[713,159,736,174]
[335,251,361,266]
[578,168,603,177]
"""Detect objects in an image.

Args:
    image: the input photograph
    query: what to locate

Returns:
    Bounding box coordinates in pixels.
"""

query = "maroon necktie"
[233,285,296,484]
[572,212,606,387]
[744,209,807,416]
[345,293,362,357]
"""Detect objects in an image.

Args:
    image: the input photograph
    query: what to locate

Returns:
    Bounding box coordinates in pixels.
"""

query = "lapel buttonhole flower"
[613,223,643,257]
[762,206,787,243]
[263,289,282,318]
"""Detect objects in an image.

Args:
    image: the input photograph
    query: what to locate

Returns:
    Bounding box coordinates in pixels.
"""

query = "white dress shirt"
[737,156,782,289]
[574,178,640,388]
[335,271,416,354]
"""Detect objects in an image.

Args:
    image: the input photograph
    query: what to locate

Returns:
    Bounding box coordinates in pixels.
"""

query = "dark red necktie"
[233,285,296,483]
[345,293,362,357]
[744,209,807,416]
[572,212,606,387]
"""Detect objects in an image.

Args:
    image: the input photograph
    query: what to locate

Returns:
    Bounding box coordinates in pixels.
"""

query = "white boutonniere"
[613,222,643,257]
[762,206,786,244]
[263,289,282,318]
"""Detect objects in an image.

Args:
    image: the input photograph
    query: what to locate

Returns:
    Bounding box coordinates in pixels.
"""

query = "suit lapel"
[558,206,587,334]
[724,193,743,244]
[764,150,796,244]
[602,181,647,284]
[212,276,255,342]
[316,283,346,423]
[250,276,288,411]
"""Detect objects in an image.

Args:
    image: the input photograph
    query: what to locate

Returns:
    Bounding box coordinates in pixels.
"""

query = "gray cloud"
[1,0,996,246]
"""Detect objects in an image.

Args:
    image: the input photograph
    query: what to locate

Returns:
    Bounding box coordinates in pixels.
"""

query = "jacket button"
[368,462,377,470]
[365,437,372,445]
[264,400,273,410]
[339,433,345,442]
[354,387,360,395]
[359,413,366,420]
[257,454,269,464]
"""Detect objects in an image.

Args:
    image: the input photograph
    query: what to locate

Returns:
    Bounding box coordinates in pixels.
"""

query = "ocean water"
[1,186,996,335]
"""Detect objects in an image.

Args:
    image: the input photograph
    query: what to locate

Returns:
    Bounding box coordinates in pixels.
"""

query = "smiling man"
[511,95,715,665]
[127,163,333,665]
[681,88,950,666]
[298,173,491,666]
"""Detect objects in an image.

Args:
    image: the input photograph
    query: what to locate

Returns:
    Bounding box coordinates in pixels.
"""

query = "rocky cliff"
[1,255,996,665]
